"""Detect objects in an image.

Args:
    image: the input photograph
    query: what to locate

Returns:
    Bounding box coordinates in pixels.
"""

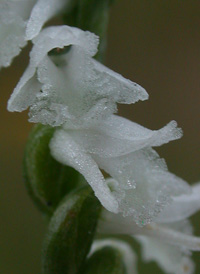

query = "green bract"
[42,186,101,274]
[23,124,82,216]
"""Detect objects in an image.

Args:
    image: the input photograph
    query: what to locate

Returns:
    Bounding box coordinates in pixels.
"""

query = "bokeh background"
[1,0,200,273]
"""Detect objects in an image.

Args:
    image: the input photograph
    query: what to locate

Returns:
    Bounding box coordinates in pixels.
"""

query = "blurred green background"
[0,0,200,273]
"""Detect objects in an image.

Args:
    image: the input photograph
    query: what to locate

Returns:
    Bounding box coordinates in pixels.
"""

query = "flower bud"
[42,186,101,274]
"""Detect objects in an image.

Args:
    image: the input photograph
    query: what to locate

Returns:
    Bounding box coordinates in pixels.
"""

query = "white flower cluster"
[3,2,200,274]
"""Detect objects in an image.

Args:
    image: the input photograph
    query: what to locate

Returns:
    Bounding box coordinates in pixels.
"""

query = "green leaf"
[23,124,83,216]
[42,186,102,274]
[83,246,127,274]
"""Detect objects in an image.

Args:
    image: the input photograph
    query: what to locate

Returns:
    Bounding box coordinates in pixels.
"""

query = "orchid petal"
[100,210,200,254]
[61,47,148,106]
[94,148,190,226]
[98,210,199,251]
[0,1,27,69]
[156,182,200,223]
[89,58,148,104]
[26,0,71,40]
[60,47,147,120]
[8,0,36,19]
[98,207,142,235]
[29,56,71,126]
[7,64,40,111]
[144,222,200,251]
[67,116,182,158]
[136,235,194,274]
[99,212,198,272]
[49,129,119,213]
[31,56,116,126]
[0,0,37,69]
[95,115,182,143]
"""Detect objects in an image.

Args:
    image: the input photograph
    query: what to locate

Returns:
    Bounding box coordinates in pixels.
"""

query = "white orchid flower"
[0,0,70,69]
[8,25,191,224]
[8,25,148,125]
[98,182,200,274]
[89,239,138,274]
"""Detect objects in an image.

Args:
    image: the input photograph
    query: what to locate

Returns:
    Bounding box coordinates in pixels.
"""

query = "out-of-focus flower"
[8,25,190,225]
[98,182,200,274]
[0,0,69,69]
[89,239,138,274]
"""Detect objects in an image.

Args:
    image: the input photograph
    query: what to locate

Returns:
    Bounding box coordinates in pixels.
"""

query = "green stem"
[64,0,115,62]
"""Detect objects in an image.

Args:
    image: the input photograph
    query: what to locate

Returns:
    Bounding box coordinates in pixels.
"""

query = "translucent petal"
[94,148,190,226]
[0,0,69,69]
[29,56,72,126]
[28,55,116,126]
[63,48,148,106]
[90,58,148,104]
[136,234,194,274]
[49,129,119,213]
[156,182,200,223]
[7,64,40,111]
[0,1,27,68]
[98,210,200,252]
[100,210,199,259]
[67,116,182,157]
[8,0,35,20]
[26,0,70,40]
[63,99,117,129]
[143,221,200,251]
[98,116,182,144]
[89,239,138,274]
[98,207,142,235]
[99,210,200,252]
